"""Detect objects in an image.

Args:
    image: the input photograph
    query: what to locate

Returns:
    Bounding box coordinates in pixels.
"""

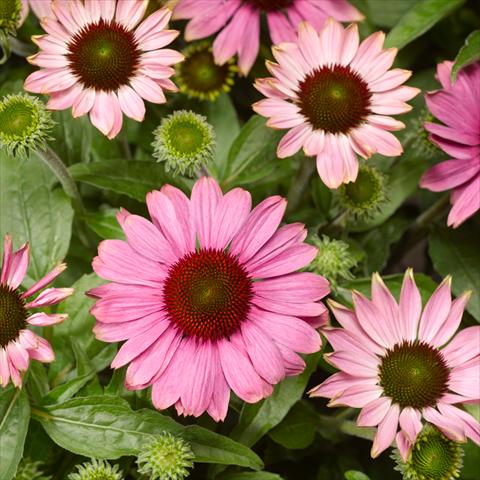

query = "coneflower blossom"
[310,270,479,460]
[24,1,183,139]
[420,61,480,228]
[0,235,72,388]
[173,0,363,75]
[90,177,330,421]
[253,19,419,188]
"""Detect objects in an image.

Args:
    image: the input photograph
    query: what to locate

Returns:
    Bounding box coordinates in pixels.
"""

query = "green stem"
[36,145,84,214]
[286,157,316,212]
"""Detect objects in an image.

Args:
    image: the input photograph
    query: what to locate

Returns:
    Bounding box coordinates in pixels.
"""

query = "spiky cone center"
[0,94,54,156]
[66,19,140,91]
[0,0,21,33]
[177,42,236,101]
[245,0,294,11]
[0,284,27,347]
[298,64,372,134]
[163,248,253,340]
[67,458,122,480]
[153,110,215,177]
[338,164,386,217]
[136,432,194,480]
[379,341,449,409]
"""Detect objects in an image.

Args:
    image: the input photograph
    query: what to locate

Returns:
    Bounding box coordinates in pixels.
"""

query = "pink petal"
[309,372,368,399]
[418,276,452,344]
[6,243,29,290]
[371,404,400,458]
[357,397,392,427]
[325,350,379,378]
[218,338,273,403]
[28,336,55,363]
[399,407,422,443]
[441,326,480,368]
[27,313,67,326]
[72,87,96,117]
[7,341,29,371]
[206,348,230,422]
[420,158,480,192]
[396,431,412,462]
[422,406,466,442]
[0,235,13,285]
[398,268,422,342]
[115,0,148,29]
[25,287,74,308]
[328,384,382,408]
[438,403,480,445]
[277,125,312,158]
[447,176,480,228]
[130,75,166,103]
[89,91,115,137]
[237,7,260,75]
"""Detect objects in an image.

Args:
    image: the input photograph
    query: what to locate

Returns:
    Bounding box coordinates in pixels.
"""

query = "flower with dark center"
[136,432,194,480]
[176,42,236,101]
[338,164,386,218]
[25,2,183,139]
[310,270,479,458]
[0,235,72,388]
[254,19,419,189]
[173,0,363,75]
[89,177,330,421]
[393,424,464,479]
[0,93,54,158]
[152,110,215,177]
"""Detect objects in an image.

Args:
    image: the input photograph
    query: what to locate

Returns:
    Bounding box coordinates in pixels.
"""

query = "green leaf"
[385,0,465,49]
[229,353,320,447]
[429,226,480,321]
[269,401,317,450]
[221,473,284,480]
[69,159,190,202]
[0,151,74,284]
[220,115,283,188]
[344,471,371,480]
[452,30,480,80]
[84,209,125,240]
[0,387,30,480]
[33,395,263,470]
[338,273,438,305]
[364,0,417,28]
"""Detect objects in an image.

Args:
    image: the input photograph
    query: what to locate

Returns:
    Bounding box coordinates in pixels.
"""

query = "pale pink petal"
[297,21,322,68]
[130,75,166,104]
[399,407,422,443]
[316,134,347,189]
[328,384,382,408]
[441,326,480,368]
[7,341,29,371]
[237,7,260,75]
[277,125,312,158]
[369,68,413,92]
[72,88,96,117]
[115,0,148,29]
[29,0,53,19]
[319,18,344,66]
[98,0,115,20]
[309,372,367,398]
[89,91,116,137]
[28,336,55,362]
[325,350,379,378]
[438,403,480,445]
[6,243,29,290]
[27,313,67,326]
[0,235,13,284]
[418,276,452,344]
[117,85,145,122]
[357,397,392,427]
[422,406,466,442]
[396,431,412,462]
[206,348,230,422]
[371,404,400,458]
[303,130,325,156]
[398,268,422,342]
[25,287,73,308]
[447,176,480,228]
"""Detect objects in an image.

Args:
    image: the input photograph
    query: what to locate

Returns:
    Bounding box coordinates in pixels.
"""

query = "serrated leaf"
[69,159,190,202]
[33,395,263,470]
[385,0,465,49]
[0,387,30,480]
[429,226,480,321]
[0,151,73,285]
[452,30,480,80]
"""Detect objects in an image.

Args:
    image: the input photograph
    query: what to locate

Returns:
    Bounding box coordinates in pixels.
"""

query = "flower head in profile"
[173,0,363,75]
[0,93,54,158]
[152,110,215,177]
[24,1,183,139]
[136,432,194,480]
[90,177,330,421]
[0,235,72,388]
[68,458,123,480]
[310,270,479,459]
[420,61,480,228]
[253,19,419,189]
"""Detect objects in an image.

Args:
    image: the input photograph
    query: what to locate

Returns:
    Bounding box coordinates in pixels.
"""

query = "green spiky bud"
[152,110,215,177]
[176,41,237,101]
[0,0,21,35]
[136,432,194,480]
[307,235,357,289]
[338,164,386,219]
[393,424,463,480]
[14,458,51,480]
[404,109,439,159]
[67,459,123,480]
[0,93,54,158]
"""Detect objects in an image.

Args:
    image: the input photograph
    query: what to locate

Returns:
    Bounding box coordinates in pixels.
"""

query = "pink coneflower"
[310,270,479,460]
[173,0,363,75]
[0,235,72,388]
[253,19,420,189]
[24,1,183,139]
[89,177,330,421]
[420,61,480,228]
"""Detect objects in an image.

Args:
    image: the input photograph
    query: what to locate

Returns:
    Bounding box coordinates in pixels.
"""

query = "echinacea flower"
[24,1,183,139]
[253,19,419,189]
[68,459,123,480]
[420,61,480,228]
[0,235,72,388]
[90,177,330,421]
[310,270,479,459]
[173,0,363,75]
